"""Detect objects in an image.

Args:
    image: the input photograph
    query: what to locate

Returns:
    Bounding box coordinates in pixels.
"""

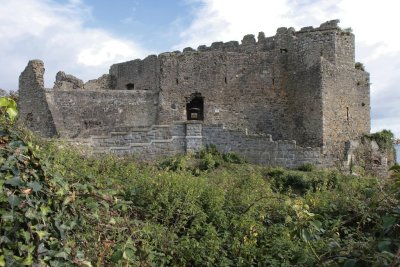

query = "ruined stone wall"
[88,124,186,159]
[18,60,56,137]
[45,89,158,138]
[84,74,116,90]
[72,122,330,168]
[157,48,293,140]
[202,124,330,168]
[17,20,370,168]
[343,138,395,178]
[321,58,370,156]
[281,20,365,149]
[109,55,160,91]
[270,23,338,147]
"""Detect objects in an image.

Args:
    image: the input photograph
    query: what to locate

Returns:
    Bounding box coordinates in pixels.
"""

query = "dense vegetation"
[1,99,400,266]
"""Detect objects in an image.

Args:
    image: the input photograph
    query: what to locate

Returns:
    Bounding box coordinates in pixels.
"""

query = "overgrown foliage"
[365,129,395,152]
[1,102,400,266]
[355,62,365,71]
[0,97,18,122]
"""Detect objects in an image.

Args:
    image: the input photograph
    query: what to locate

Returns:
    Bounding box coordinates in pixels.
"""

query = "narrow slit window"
[346,107,349,121]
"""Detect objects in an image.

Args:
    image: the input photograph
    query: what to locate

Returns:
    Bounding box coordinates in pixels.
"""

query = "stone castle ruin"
[18,20,375,169]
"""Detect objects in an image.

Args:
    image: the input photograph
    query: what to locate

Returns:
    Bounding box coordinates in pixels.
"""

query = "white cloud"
[177,0,400,137]
[0,0,147,90]
[175,0,292,49]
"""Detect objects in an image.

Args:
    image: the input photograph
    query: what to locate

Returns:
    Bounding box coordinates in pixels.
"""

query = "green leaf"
[6,107,18,121]
[310,220,324,232]
[378,240,392,252]
[1,212,14,221]
[5,176,21,187]
[0,255,5,267]
[21,254,33,266]
[300,229,312,242]
[28,181,42,192]
[110,250,123,263]
[75,250,85,260]
[54,251,69,260]
[382,215,397,230]
[8,195,21,208]
[20,230,31,243]
[40,205,51,216]
[123,248,136,260]
[35,230,49,240]
[25,208,36,219]
[37,243,48,254]
[0,97,11,107]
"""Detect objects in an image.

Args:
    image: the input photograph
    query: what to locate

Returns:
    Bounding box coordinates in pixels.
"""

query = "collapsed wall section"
[109,55,160,91]
[18,60,56,137]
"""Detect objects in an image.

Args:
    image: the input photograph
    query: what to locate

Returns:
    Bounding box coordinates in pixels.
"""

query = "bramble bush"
[1,97,400,266]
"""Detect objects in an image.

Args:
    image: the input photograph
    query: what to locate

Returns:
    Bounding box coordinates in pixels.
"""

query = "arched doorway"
[186,93,204,121]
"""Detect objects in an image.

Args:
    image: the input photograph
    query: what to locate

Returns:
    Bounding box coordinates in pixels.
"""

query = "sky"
[0,0,399,137]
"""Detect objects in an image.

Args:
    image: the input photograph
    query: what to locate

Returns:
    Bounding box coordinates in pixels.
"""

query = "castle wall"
[17,20,371,169]
[157,46,293,141]
[72,122,330,168]
[281,25,338,147]
[321,58,370,156]
[109,55,160,91]
[86,124,187,159]
[18,60,56,137]
[45,89,158,138]
[202,124,329,167]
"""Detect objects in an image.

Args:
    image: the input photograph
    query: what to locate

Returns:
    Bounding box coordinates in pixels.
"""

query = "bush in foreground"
[1,103,400,265]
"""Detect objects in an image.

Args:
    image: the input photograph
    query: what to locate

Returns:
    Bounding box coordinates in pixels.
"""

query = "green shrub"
[297,163,315,172]
[365,129,394,152]
[355,62,365,71]
[2,113,400,266]
[223,152,243,164]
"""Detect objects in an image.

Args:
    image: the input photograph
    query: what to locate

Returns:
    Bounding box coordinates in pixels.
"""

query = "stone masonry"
[18,20,374,169]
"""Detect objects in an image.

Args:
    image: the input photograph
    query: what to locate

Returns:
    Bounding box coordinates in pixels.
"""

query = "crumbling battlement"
[17,20,371,170]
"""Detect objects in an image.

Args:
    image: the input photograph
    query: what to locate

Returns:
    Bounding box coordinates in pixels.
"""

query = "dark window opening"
[126,83,135,90]
[186,93,204,121]
[346,107,349,121]
[272,78,275,85]
[361,102,365,107]
[224,77,227,84]
[176,78,179,85]
[280,48,288,53]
